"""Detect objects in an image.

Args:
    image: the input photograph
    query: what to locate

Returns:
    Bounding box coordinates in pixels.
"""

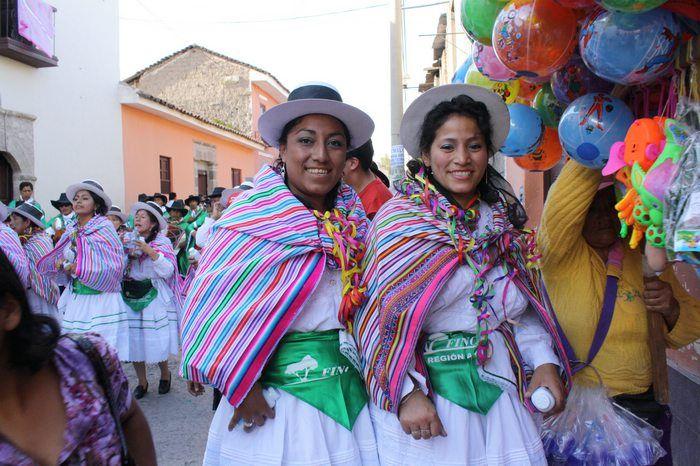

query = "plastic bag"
[541,384,666,465]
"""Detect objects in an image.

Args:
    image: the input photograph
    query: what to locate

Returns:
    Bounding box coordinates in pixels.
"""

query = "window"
[159,156,172,194]
[231,168,242,187]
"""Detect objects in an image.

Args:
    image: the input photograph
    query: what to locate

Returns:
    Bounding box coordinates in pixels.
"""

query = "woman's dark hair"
[408,94,528,228]
[276,115,352,212]
[0,249,60,373]
[87,192,108,216]
[140,210,161,244]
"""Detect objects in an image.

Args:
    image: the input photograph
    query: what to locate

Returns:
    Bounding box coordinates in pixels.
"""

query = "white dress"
[204,270,380,466]
[125,254,180,363]
[371,203,559,466]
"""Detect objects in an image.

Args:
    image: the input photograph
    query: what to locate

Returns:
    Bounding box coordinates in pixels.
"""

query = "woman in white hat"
[37,180,131,360]
[181,83,379,465]
[0,201,29,288]
[8,203,59,319]
[123,201,181,399]
[107,205,130,233]
[354,85,570,465]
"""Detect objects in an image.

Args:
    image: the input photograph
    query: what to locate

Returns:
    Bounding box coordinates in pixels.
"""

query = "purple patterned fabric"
[0,333,132,465]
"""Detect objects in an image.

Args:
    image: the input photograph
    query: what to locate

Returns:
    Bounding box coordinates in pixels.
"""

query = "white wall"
[0,0,124,215]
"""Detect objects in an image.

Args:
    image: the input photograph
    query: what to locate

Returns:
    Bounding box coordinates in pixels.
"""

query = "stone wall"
[0,107,36,188]
[131,48,253,136]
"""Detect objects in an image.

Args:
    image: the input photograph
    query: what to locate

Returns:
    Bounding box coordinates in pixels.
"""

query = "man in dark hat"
[184,195,207,229]
[152,192,169,218]
[45,193,75,244]
[166,199,192,276]
[343,139,392,220]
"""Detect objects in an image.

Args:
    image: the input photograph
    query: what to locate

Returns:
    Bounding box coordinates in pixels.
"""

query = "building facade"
[0,0,124,210]
[120,45,287,205]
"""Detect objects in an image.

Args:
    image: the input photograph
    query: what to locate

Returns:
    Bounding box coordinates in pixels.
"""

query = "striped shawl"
[180,165,368,407]
[24,232,60,304]
[37,215,124,293]
[354,180,572,413]
[0,223,29,288]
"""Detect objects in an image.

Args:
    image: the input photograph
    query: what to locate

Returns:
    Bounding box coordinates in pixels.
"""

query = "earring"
[280,162,286,179]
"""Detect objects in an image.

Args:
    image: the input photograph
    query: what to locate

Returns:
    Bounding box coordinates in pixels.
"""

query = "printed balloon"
[514,127,564,171]
[597,0,668,12]
[493,0,578,80]
[551,54,614,105]
[533,84,564,127]
[461,0,509,45]
[500,103,545,156]
[465,63,520,104]
[473,41,517,82]
[555,0,597,6]
[579,9,681,85]
[515,79,542,104]
[558,93,634,169]
[452,56,474,83]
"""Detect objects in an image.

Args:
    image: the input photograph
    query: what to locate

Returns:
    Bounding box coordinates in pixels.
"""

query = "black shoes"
[133,383,148,399]
[158,373,172,395]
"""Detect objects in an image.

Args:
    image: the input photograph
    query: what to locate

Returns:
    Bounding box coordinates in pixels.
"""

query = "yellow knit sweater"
[538,161,700,396]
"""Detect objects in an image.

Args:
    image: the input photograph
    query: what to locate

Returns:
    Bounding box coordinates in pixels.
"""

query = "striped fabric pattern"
[137,231,183,309]
[180,165,367,408]
[24,232,60,304]
[37,215,124,293]
[354,184,572,413]
[0,223,30,288]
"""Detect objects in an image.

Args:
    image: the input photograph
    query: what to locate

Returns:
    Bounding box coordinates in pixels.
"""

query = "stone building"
[120,45,287,205]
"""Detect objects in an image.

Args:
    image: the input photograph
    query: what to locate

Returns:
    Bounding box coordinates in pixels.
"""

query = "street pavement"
[123,356,214,465]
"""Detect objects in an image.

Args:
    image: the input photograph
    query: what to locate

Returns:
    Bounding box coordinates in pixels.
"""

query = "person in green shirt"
[166,200,191,276]
[9,181,43,215]
[45,193,75,244]
[183,195,207,229]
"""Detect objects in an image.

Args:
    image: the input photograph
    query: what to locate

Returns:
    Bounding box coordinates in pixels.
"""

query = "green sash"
[261,330,367,431]
[121,279,158,312]
[72,280,102,296]
[422,331,502,415]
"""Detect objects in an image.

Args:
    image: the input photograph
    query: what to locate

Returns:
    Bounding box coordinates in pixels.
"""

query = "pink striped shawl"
[132,232,183,308]
[354,187,572,413]
[0,223,29,288]
[180,165,368,407]
[24,231,60,304]
[37,215,124,293]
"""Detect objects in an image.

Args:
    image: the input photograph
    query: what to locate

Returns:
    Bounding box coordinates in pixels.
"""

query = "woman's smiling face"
[279,114,349,212]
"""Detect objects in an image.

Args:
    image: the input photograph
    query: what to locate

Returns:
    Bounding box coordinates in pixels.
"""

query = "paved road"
[123,356,214,465]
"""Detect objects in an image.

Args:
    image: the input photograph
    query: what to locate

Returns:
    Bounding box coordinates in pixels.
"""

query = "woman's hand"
[64,262,77,276]
[187,381,205,397]
[398,390,446,440]
[643,277,680,330]
[228,382,275,433]
[135,241,159,261]
[526,363,566,416]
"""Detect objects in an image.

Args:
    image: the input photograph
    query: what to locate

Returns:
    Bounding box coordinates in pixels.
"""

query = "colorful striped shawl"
[0,223,29,288]
[132,232,183,308]
[180,165,368,407]
[37,215,124,293]
[24,232,60,304]
[354,180,572,413]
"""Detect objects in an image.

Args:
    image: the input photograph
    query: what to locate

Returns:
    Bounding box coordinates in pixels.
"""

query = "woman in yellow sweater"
[538,161,700,465]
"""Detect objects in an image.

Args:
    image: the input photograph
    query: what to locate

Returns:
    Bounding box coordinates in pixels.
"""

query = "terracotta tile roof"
[123,44,288,93]
[135,90,266,146]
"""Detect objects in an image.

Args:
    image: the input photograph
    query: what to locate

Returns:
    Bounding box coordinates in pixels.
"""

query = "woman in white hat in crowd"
[123,200,182,399]
[37,180,130,360]
[8,203,60,319]
[354,85,571,465]
[0,201,29,290]
[107,205,130,234]
[181,83,379,465]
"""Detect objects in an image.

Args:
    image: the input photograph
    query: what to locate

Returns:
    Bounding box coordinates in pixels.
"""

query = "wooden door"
[0,153,12,205]
[197,170,208,196]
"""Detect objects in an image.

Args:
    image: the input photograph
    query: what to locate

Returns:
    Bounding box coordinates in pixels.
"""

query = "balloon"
[597,0,668,12]
[555,0,597,6]
[473,41,517,82]
[465,64,520,104]
[551,55,615,105]
[501,103,545,156]
[461,0,509,46]
[492,0,578,80]
[514,127,564,171]
[533,84,564,127]
[452,56,474,83]
[558,93,634,169]
[515,79,542,104]
[579,9,681,85]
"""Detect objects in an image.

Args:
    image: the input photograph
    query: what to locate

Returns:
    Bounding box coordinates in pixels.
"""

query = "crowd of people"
[0,82,698,465]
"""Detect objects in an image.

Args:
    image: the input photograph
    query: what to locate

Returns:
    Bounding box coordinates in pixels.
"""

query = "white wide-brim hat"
[10,202,45,229]
[258,83,375,150]
[400,84,510,158]
[131,201,168,232]
[106,205,129,224]
[66,179,112,211]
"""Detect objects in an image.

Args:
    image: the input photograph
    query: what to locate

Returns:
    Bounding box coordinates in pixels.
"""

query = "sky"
[118,0,457,160]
